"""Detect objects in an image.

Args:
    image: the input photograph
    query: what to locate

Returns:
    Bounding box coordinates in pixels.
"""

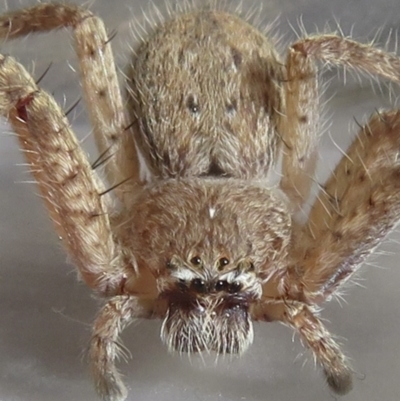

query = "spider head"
[129,178,291,355]
[159,257,261,354]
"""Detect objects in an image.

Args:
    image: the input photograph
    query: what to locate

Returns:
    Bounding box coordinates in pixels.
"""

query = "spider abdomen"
[127,10,284,179]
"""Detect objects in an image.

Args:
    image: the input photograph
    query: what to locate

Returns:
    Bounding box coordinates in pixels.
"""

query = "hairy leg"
[279,40,319,210]
[281,34,400,211]
[90,295,154,401]
[0,3,141,204]
[285,110,400,301]
[0,53,128,294]
[252,298,352,394]
[255,111,400,391]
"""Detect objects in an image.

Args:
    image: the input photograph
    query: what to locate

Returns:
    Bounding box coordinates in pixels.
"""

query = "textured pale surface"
[0,0,400,400]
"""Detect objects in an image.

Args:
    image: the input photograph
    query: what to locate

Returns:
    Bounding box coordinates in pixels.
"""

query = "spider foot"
[94,370,128,401]
[324,366,353,395]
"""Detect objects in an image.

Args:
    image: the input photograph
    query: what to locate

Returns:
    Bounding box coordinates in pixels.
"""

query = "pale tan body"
[1,3,400,401]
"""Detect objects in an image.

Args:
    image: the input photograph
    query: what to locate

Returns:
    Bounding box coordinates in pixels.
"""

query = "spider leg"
[284,110,400,302]
[90,295,154,401]
[0,53,128,295]
[280,34,400,211]
[279,39,319,210]
[252,298,352,394]
[253,110,400,393]
[255,110,400,391]
[0,3,141,204]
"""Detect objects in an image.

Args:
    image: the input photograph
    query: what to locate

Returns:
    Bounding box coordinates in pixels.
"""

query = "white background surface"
[1,0,400,400]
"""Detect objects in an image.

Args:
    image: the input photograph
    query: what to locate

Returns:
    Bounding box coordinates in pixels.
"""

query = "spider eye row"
[168,256,253,273]
[189,256,230,270]
[189,278,242,294]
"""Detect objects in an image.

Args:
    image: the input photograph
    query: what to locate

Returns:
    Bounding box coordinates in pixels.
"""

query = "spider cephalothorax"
[124,178,291,354]
[2,2,400,401]
[126,179,291,275]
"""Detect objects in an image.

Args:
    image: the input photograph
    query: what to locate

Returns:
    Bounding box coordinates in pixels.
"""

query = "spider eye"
[186,94,200,114]
[190,256,202,266]
[191,278,207,293]
[217,257,230,270]
[215,280,228,292]
[228,281,242,294]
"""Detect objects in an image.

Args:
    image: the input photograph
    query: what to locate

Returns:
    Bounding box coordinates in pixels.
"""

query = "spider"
[1,1,400,401]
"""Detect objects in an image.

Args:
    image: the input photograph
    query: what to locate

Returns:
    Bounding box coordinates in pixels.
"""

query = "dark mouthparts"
[160,290,254,354]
